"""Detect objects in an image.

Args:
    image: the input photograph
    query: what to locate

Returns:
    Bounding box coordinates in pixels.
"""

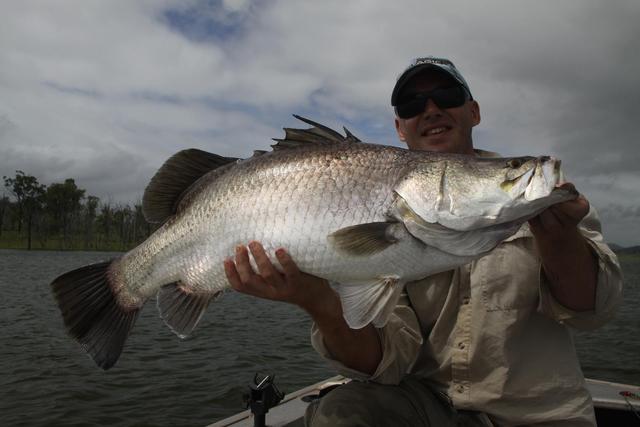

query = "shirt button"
[458,342,465,349]
[456,385,465,393]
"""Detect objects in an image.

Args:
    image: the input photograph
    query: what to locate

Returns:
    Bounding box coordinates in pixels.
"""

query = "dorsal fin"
[343,126,359,140]
[271,115,362,150]
[143,149,238,223]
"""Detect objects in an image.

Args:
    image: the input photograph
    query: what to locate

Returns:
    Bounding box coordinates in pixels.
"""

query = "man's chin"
[409,134,473,155]
[413,137,456,153]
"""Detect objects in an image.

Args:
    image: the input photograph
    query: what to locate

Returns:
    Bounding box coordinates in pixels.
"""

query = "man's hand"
[528,182,588,241]
[528,182,597,311]
[224,241,383,374]
[223,241,335,314]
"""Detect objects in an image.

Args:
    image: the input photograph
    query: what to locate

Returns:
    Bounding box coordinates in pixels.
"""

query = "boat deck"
[208,376,640,427]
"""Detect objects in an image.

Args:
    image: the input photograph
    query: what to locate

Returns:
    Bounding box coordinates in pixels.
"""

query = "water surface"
[0,249,637,426]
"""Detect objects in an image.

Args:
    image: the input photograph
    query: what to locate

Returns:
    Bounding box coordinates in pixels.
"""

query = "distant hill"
[609,244,640,255]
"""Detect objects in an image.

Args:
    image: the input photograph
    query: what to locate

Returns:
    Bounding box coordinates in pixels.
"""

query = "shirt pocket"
[475,240,541,311]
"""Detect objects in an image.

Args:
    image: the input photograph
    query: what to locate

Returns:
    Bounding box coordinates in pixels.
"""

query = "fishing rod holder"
[245,373,284,427]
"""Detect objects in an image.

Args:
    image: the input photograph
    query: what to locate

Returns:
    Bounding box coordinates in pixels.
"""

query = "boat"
[207,375,640,427]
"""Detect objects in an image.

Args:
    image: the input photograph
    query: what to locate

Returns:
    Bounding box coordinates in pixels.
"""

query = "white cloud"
[1,0,638,244]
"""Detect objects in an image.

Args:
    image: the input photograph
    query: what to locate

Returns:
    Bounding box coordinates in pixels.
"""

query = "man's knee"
[304,377,488,427]
[305,381,383,427]
[304,379,443,427]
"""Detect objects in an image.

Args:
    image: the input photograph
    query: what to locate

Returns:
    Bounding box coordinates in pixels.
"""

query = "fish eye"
[506,159,522,169]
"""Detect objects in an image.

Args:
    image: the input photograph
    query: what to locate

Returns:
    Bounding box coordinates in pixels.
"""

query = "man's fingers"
[540,209,561,230]
[549,204,575,225]
[275,247,301,277]
[224,258,244,291]
[557,181,578,196]
[552,196,590,223]
[234,244,256,283]
[248,241,284,285]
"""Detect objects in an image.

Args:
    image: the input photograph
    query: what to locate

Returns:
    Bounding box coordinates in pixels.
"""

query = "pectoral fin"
[333,277,404,329]
[328,222,402,256]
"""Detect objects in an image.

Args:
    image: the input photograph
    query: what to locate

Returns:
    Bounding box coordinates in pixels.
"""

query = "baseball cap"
[391,56,472,106]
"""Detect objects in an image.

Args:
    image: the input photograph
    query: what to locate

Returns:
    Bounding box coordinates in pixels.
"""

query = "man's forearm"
[540,229,598,311]
[529,191,598,312]
[303,290,382,375]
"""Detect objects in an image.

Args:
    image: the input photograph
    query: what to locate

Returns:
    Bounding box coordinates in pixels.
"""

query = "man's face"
[394,71,480,154]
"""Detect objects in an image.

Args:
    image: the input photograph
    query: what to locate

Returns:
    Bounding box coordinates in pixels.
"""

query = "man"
[224,57,623,426]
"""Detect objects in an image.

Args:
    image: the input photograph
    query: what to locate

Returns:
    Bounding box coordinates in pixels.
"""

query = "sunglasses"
[394,86,469,119]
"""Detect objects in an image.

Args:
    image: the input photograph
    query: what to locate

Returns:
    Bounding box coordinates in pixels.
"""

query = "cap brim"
[391,64,465,106]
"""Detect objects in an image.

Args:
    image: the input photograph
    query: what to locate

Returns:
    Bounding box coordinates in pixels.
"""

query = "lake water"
[1,249,638,426]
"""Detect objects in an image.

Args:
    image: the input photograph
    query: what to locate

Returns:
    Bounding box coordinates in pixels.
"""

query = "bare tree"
[83,195,99,250]
[3,171,46,250]
[0,194,9,238]
[45,178,85,249]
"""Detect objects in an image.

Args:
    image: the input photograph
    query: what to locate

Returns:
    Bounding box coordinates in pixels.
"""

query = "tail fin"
[50,260,140,370]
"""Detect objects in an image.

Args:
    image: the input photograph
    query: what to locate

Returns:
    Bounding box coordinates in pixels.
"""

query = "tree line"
[1,171,156,251]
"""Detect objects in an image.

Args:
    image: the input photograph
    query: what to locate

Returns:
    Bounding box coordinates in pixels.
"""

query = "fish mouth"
[501,156,565,201]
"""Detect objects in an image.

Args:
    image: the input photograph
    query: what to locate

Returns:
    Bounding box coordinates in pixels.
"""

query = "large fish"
[51,116,575,369]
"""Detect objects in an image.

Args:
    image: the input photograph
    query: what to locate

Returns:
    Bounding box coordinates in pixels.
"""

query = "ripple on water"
[1,249,638,426]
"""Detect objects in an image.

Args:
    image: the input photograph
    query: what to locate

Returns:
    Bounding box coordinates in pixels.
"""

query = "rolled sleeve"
[310,290,423,385]
[537,207,623,330]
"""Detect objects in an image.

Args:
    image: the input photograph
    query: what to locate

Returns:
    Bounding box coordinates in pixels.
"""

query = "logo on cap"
[412,57,455,67]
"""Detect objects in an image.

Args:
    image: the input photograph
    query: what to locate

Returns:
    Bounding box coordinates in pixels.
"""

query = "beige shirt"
[311,206,623,426]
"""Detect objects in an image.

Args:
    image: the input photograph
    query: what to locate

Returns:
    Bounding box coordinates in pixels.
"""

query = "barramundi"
[51,116,575,369]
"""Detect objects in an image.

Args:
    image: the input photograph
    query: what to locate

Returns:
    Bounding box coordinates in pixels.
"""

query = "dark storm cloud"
[479,1,640,179]
[503,2,640,246]
[600,204,640,221]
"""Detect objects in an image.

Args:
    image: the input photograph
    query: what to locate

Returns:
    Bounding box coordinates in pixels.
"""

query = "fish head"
[395,153,577,232]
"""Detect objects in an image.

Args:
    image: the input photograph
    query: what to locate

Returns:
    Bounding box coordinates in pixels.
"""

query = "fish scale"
[115,144,401,303]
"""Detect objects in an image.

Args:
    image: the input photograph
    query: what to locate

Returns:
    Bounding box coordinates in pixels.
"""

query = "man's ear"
[470,100,481,126]
[395,118,406,141]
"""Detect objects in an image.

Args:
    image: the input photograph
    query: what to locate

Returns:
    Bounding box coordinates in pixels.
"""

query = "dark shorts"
[304,375,491,427]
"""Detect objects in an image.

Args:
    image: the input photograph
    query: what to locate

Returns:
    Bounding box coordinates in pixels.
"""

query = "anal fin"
[157,282,221,339]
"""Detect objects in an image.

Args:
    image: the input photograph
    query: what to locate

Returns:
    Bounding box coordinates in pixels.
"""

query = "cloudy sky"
[1,0,638,245]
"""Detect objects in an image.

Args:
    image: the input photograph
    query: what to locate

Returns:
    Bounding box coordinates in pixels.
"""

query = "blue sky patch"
[161,0,254,44]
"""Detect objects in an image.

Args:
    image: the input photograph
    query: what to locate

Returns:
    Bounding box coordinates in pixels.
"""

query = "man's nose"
[422,99,443,117]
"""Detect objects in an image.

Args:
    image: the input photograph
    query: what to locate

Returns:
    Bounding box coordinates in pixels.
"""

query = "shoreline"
[0,245,127,253]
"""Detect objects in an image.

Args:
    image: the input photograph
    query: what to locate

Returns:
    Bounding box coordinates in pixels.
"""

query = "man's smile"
[421,125,452,138]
